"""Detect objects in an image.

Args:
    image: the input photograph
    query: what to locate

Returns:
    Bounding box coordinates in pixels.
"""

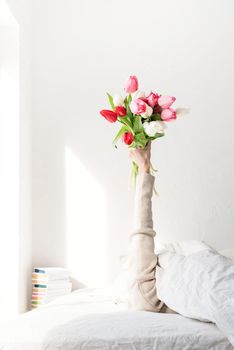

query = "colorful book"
[34,267,70,280]
[31,267,71,310]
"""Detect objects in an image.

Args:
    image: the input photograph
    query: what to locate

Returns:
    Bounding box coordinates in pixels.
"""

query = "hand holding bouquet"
[100,75,188,189]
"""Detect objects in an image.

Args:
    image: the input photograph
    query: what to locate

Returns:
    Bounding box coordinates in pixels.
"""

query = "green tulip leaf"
[112,125,128,147]
[125,94,132,116]
[107,93,115,111]
[118,116,134,134]
[148,133,165,141]
[134,131,148,148]
[133,115,143,133]
[155,132,165,139]
[128,94,132,104]
[127,104,132,116]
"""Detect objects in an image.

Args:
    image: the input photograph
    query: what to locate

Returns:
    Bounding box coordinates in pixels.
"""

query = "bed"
[0,287,233,350]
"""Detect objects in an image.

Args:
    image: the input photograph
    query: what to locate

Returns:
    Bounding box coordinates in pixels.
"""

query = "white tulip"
[141,104,153,118]
[143,121,166,137]
[113,94,124,106]
[133,90,146,99]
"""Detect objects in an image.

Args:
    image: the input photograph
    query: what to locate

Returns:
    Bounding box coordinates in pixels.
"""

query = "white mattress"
[0,288,233,350]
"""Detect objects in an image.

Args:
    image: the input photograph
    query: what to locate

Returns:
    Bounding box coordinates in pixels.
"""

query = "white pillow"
[219,249,234,260]
[155,239,212,256]
[156,248,234,345]
[112,240,213,306]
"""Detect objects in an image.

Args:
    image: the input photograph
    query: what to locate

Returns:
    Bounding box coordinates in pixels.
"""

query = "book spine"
[34,269,46,273]
[32,273,48,279]
[34,284,47,288]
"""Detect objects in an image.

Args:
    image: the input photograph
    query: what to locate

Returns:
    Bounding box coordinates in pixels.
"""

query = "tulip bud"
[130,99,146,114]
[124,75,138,93]
[146,92,159,108]
[114,106,126,117]
[100,109,118,123]
[158,95,176,109]
[143,121,166,137]
[113,94,124,106]
[122,132,134,145]
[161,108,176,121]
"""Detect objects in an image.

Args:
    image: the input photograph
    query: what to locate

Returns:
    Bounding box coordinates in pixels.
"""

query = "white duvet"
[156,242,234,347]
[0,287,233,350]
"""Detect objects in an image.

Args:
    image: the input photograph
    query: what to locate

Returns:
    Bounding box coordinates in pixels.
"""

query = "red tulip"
[122,132,134,145]
[114,106,127,117]
[100,109,118,123]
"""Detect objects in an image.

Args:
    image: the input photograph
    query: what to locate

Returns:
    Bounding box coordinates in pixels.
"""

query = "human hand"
[129,142,151,173]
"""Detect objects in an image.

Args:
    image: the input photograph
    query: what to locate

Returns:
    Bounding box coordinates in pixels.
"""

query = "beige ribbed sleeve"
[127,172,174,313]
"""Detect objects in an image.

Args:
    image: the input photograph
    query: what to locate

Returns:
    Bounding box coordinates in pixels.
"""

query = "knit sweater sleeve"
[127,172,165,312]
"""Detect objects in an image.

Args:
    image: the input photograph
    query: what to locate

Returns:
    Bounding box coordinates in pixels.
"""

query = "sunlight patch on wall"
[65,146,108,287]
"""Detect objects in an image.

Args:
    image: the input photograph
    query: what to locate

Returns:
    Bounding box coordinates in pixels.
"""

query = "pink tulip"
[161,108,177,122]
[124,75,138,93]
[130,98,146,115]
[139,97,148,103]
[146,92,159,108]
[158,95,176,109]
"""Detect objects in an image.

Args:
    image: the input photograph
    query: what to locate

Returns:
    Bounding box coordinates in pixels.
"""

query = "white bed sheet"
[0,288,233,350]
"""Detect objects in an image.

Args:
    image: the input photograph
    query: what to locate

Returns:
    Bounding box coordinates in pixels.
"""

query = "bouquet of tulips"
[100,75,187,188]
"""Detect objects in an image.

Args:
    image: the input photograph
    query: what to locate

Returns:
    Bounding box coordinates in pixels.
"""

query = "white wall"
[32,0,234,286]
[0,1,19,320]
[4,0,32,312]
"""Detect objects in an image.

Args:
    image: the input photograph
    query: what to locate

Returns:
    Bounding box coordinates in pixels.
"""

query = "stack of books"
[31,267,72,309]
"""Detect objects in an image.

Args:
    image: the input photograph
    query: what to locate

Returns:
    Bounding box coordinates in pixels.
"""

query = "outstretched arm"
[127,142,166,312]
[129,143,154,230]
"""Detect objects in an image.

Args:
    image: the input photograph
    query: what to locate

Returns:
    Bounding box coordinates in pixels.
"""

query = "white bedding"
[0,287,233,350]
[156,245,234,347]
